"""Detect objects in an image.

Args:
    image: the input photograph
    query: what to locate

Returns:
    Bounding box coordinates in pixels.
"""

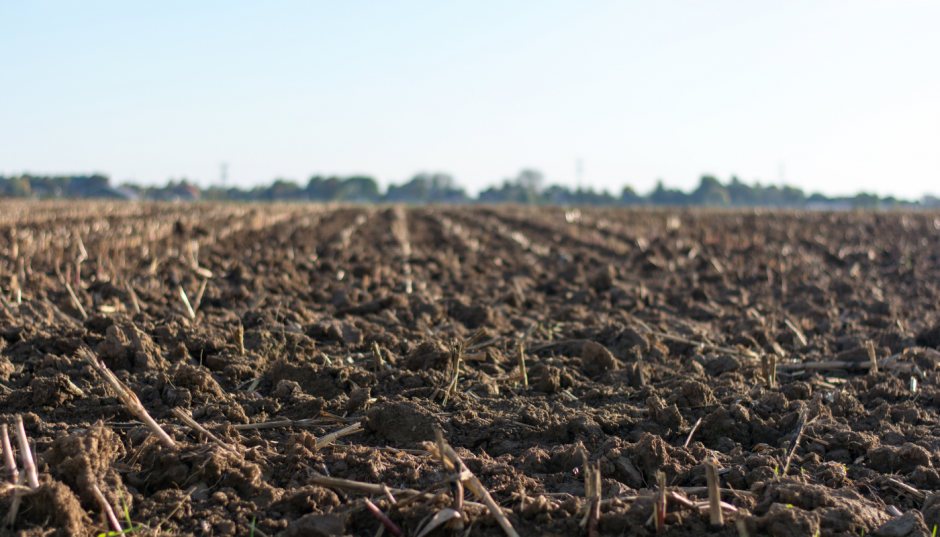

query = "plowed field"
[2,201,940,537]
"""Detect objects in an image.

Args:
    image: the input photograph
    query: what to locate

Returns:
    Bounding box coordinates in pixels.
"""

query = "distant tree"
[339,176,379,201]
[648,180,690,206]
[268,179,302,200]
[307,176,344,201]
[852,192,880,209]
[621,186,643,205]
[691,175,730,206]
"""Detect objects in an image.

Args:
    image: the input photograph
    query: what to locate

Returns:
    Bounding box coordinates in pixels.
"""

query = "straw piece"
[77,348,176,448]
[125,281,141,314]
[516,323,537,388]
[705,459,723,526]
[654,471,667,532]
[867,340,878,374]
[192,278,209,312]
[364,498,403,537]
[232,418,337,431]
[2,424,19,484]
[178,286,196,320]
[171,408,238,453]
[315,423,363,451]
[647,331,758,359]
[373,341,384,372]
[309,474,420,497]
[5,472,27,526]
[784,318,808,347]
[63,278,88,320]
[91,482,123,533]
[684,418,702,448]
[430,436,519,537]
[782,407,809,475]
[14,415,39,490]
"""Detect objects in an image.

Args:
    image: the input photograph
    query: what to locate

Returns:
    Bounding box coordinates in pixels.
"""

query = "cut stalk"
[172,408,238,453]
[124,281,142,314]
[78,348,176,448]
[516,323,537,388]
[63,278,88,320]
[178,285,196,320]
[705,459,723,526]
[429,434,520,537]
[684,418,702,448]
[364,498,403,537]
[91,483,122,533]
[14,415,39,490]
[315,422,362,451]
[1,424,19,484]
[372,341,384,372]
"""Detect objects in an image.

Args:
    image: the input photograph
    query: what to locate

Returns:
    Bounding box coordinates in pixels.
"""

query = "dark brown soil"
[2,201,940,536]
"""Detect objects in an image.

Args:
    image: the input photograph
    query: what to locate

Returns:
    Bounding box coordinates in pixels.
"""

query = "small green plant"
[932,524,937,537]
[250,517,257,537]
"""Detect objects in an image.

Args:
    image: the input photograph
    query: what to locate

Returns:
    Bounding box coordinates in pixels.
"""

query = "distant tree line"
[2,171,937,209]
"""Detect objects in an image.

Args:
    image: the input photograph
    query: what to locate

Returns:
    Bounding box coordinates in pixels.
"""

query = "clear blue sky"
[2,1,938,198]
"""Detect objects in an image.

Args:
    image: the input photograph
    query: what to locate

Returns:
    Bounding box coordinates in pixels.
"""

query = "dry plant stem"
[1,424,19,483]
[43,298,81,327]
[232,418,337,430]
[315,422,363,451]
[14,415,39,490]
[784,318,808,347]
[78,348,176,448]
[192,278,209,312]
[435,437,520,537]
[5,472,26,526]
[382,484,397,505]
[63,278,88,320]
[654,471,667,532]
[705,459,723,526]
[363,498,403,537]
[647,331,758,359]
[178,285,196,320]
[91,482,122,533]
[684,418,702,448]
[782,407,809,475]
[867,340,878,373]
[736,517,751,537]
[777,359,891,372]
[372,341,384,372]
[584,461,601,537]
[172,408,238,453]
[442,331,486,404]
[125,281,141,314]
[232,325,245,355]
[769,353,777,386]
[679,487,756,498]
[760,355,772,388]
[465,336,505,352]
[516,323,537,388]
[308,474,420,497]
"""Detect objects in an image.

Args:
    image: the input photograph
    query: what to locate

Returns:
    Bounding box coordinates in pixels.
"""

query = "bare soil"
[2,201,940,537]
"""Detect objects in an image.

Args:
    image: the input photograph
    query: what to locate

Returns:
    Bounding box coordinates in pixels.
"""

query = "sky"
[1,1,939,198]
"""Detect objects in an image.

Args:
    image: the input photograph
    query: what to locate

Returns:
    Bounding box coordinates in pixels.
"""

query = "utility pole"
[221,163,228,190]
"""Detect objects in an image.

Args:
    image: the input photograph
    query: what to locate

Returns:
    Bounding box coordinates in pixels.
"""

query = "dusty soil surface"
[2,201,940,537]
